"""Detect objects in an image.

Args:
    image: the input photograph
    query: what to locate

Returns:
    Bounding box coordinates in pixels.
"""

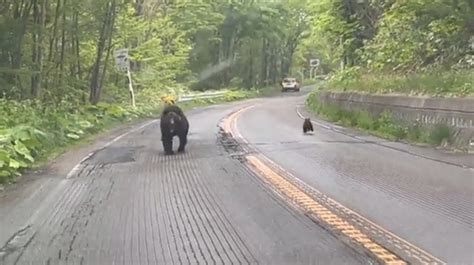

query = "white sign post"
[115,49,136,108]
[309,59,320,80]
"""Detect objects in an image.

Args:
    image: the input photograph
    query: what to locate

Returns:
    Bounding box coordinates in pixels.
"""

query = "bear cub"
[302,118,314,134]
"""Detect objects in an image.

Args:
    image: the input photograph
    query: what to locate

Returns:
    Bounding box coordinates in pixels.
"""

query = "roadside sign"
[310,59,320,67]
[114,48,135,108]
[115,49,129,72]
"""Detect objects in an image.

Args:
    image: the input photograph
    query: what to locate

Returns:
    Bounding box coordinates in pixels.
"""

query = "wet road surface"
[1,101,372,264]
[237,89,474,264]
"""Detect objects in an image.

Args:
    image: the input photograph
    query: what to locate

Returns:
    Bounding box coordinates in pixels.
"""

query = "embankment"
[309,91,474,152]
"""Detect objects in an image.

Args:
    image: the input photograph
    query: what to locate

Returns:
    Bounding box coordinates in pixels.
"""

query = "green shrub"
[429,124,451,145]
[0,99,162,184]
[223,90,250,101]
[327,67,362,91]
[375,111,407,140]
[356,111,375,130]
[326,69,473,97]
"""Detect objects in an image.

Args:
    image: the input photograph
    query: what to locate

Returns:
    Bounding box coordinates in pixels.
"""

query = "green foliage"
[356,111,375,130]
[300,0,473,94]
[0,125,45,180]
[115,4,192,91]
[326,69,473,96]
[362,1,472,72]
[223,90,252,102]
[327,67,362,90]
[376,111,408,140]
[189,0,313,90]
[1,0,471,101]
[407,120,430,143]
[0,98,161,183]
[429,124,452,145]
[1,0,317,103]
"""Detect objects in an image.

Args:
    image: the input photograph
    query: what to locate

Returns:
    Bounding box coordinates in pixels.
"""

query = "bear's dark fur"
[160,105,189,155]
[303,118,314,134]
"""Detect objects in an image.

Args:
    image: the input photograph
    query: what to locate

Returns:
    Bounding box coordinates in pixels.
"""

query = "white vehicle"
[281,78,300,92]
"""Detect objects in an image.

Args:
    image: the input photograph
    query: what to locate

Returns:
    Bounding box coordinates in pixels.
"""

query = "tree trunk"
[48,0,61,62]
[261,38,268,86]
[31,0,46,98]
[11,0,32,98]
[58,0,67,87]
[89,19,108,104]
[73,9,82,79]
[89,0,116,104]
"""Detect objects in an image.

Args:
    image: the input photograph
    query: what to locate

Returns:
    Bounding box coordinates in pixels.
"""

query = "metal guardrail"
[177,91,228,102]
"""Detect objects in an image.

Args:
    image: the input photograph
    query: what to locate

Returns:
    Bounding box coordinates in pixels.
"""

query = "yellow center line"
[246,155,406,264]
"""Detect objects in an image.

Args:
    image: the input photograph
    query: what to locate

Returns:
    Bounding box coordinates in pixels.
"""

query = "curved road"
[236,88,473,264]
[0,87,472,264]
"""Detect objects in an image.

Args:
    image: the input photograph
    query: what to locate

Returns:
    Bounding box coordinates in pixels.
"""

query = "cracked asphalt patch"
[86,146,144,165]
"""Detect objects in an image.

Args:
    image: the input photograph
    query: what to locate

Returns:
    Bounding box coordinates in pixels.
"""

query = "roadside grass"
[428,124,452,146]
[0,100,162,184]
[0,88,265,185]
[253,86,281,97]
[306,91,453,146]
[302,79,321,87]
[326,69,473,97]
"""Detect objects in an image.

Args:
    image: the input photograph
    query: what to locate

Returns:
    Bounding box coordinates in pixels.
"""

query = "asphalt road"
[0,87,472,265]
[1,98,372,264]
[237,88,474,264]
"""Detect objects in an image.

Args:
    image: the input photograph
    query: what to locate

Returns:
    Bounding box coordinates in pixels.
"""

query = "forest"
[0,0,473,182]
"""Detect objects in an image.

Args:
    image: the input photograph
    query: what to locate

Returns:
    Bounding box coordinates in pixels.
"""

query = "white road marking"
[295,105,332,130]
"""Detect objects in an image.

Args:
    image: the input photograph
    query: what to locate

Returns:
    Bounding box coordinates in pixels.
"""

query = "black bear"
[302,118,314,134]
[160,105,189,155]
